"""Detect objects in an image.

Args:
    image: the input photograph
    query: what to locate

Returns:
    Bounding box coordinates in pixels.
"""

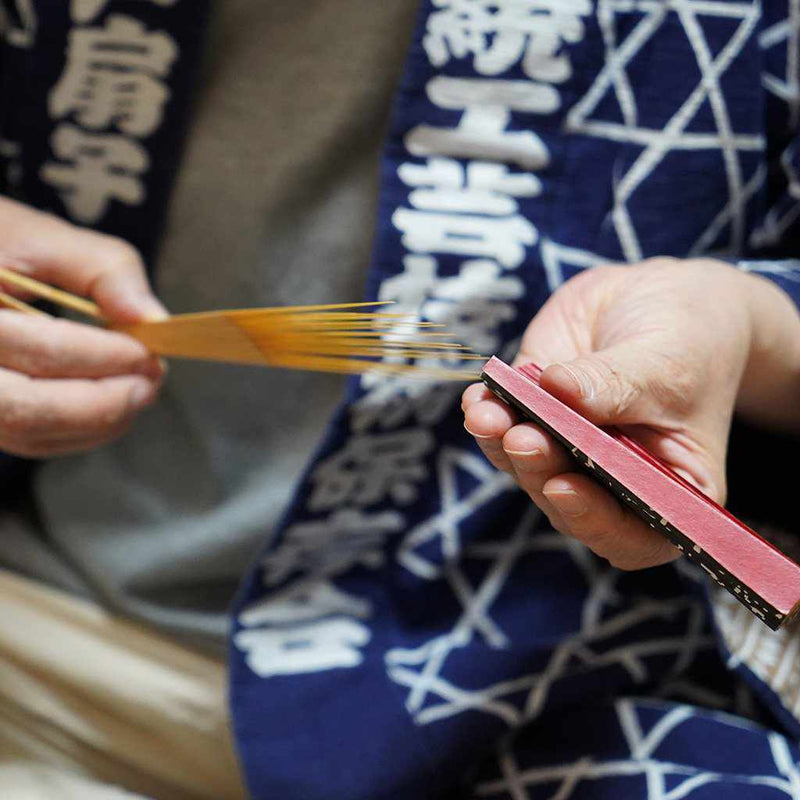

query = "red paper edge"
[483,357,800,624]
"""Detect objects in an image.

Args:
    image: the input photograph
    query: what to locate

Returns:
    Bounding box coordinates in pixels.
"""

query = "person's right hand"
[0,197,168,458]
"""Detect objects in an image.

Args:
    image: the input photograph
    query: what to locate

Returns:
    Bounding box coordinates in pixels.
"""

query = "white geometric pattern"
[749,142,800,249]
[749,1,800,250]
[760,0,800,127]
[234,4,800,795]
[387,449,715,729]
[566,0,765,260]
[539,238,605,292]
[476,700,800,798]
[714,585,800,725]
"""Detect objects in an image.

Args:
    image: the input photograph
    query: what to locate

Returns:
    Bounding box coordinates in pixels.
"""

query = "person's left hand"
[0,196,168,458]
[462,257,800,570]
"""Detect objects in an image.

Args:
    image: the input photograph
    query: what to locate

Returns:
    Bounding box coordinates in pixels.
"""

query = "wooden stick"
[0,290,48,317]
[0,267,103,320]
[0,268,485,380]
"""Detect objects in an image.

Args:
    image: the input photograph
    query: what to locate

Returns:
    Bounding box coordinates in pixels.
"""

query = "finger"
[501,422,573,495]
[463,397,517,473]
[2,418,134,458]
[538,340,688,427]
[461,382,493,411]
[0,280,36,303]
[11,403,137,445]
[0,197,167,324]
[515,284,597,368]
[0,311,163,379]
[0,370,160,443]
[500,422,577,529]
[542,473,680,570]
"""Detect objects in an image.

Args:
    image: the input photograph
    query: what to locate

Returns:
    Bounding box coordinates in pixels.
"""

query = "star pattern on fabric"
[539,238,604,292]
[476,700,800,799]
[387,447,714,729]
[566,0,765,260]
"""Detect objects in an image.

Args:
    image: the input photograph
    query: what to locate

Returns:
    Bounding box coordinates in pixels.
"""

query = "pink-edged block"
[481,356,800,629]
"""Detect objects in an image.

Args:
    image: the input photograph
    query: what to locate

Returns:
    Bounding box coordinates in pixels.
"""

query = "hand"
[462,257,800,570]
[0,196,168,458]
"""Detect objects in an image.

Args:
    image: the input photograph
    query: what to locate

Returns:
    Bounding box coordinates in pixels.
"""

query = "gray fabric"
[2,0,418,654]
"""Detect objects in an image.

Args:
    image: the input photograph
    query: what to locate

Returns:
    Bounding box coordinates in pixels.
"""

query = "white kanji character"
[395,157,538,271]
[351,254,522,432]
[259,509,403,587]
[407,77,553,171]
[50,15,177,136]
[399,157,540,215]
[424,260,523,352]
[393,207,535,269]
[72,0,178,23]
[41,124,148,223]
[234,618,371,677]
[1,0,36,47]
[309,430,433,511]
[240,579,373,626]
[424,0,591,82]
[351,378,462,433]
[381,255,522,353]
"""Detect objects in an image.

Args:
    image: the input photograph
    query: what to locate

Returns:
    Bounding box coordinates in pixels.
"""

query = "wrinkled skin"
[462,258,800,571]
[0,196,167,457]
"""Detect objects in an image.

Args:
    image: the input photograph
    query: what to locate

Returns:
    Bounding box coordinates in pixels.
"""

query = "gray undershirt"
[0,0,418,654]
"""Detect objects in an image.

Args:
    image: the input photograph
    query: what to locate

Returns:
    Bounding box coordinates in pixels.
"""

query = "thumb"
[538,342,666,426]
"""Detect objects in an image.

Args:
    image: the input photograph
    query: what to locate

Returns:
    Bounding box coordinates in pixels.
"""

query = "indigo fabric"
[0,2,209,500]
[230,2,800,798]
[0,1,210,266]
[1,3,799,799]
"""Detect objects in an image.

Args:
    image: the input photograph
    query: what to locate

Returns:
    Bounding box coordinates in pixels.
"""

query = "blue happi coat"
[1,3,799,799]
[228,2,800,799]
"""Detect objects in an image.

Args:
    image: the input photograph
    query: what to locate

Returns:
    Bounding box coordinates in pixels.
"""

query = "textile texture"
[230,1,800,798]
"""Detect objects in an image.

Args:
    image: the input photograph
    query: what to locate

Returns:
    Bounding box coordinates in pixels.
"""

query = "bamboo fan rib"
[0,267,482,380]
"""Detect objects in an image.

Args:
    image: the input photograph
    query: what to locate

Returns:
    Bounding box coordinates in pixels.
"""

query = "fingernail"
[128,294,169,322]
[464,422,494,441]
[504,448,544,472]
[544,488,587,516]
[556,364,595,400]
[128,381,156,411]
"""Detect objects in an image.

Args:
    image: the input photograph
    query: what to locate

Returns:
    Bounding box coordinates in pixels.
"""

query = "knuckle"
[521,481,547,505]
[25,332,64,376]
[640,256,680,273]
[592,263,625,281]
[610,535,674,571]
[561,519,618,560]
[567,263,622,293]
[93,396,131,430]
[1,402,37,439]
[101,236,145,277]
[592,356,640,417]
[576,525,617,555]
